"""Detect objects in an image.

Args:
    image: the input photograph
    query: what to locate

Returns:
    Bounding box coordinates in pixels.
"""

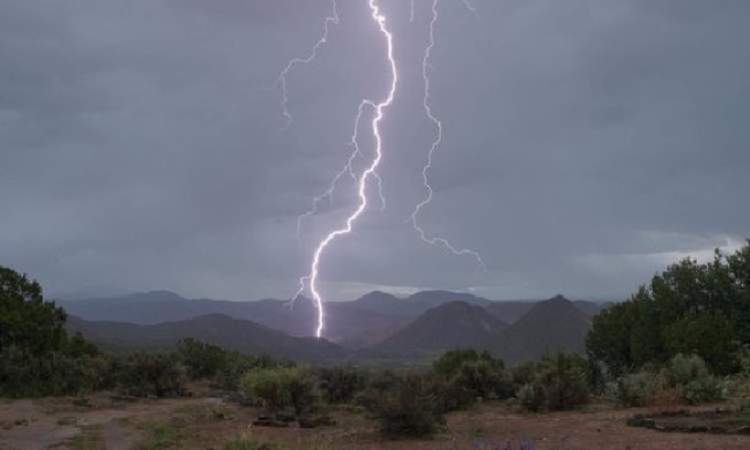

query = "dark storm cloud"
[1,0,748,301]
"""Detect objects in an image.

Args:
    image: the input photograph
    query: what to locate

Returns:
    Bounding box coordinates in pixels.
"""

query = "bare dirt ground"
[1,395,749,450]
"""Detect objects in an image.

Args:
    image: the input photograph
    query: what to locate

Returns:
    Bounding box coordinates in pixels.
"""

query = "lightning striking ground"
[277,0,339,129]
[297,0,398,338]
[409,0,486,270]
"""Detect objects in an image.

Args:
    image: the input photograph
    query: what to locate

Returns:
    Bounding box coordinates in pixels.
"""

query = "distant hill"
[66,314,348,362]
[375,301,507,356]
[370,295,593,363]
[59,291,404,347]
[60,290,607,354]
[484,298,608,324]
[484,301,537,324]
[59,289,499,347]
[486,295,592,364]
[406,290,492,308]
[572,300,611,317]
[349,290,492,318]
[348,291,422,317]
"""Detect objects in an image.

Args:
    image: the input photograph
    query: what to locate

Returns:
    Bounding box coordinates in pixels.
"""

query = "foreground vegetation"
[2,240,750,446]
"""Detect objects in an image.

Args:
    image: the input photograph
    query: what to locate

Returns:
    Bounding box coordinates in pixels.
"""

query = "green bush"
[433,349,503,378]
[317,366,366,404]
[177,338,228,380]
[211,352,286,391]
[609,371,661,407]
[517,383,545,412]
[664,354,723,404]
[240,367,318,417]
[511,361,540,389]
[587,242,750,377]
[682,377,723,404]
[516,352,590,412]
[366,373,445,438]
[740,355,750,414]
[0,346,114,397]
[0,266,110,397]
[117,352,187,398]
[450,358,514,401]
[354,370,400,410]
[431,349,513,409]
[610,355,724,407]
[432,376,474,413]
[664,353,711,385]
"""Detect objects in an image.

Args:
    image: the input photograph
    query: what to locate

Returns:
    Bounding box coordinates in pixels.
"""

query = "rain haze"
[2,0,749,303]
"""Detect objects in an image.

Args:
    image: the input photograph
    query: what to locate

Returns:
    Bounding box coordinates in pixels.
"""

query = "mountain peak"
[547,294,571,303]
[129,290,186,301]
[376,300,506,355]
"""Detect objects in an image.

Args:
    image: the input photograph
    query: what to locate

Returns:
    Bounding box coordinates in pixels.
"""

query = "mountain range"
[60,290,610,364]
[66,314,347,362]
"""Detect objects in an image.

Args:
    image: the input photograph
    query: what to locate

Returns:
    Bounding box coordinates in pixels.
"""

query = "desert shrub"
[426,376,473,413]
[0,346,114,397]
[739,352,750,413]
[609,371,662,407]
[517,352,590,412]
[511,361,540,389]
[537,352,589,411]
[517,383,546,412]
[610,354,723,407]
[681,377,723,404]
[317,366,366,404]
[366,373,445,438]
[433,349,503,378]
[663,354,723,404]
[213,353,258,391]
[432,349,513,408]
[354,370,400,409]
[117,352,187,398]
[212,353,286,391]
[177,338,228,380]
[664,353,712,386]
[240,366,318,417]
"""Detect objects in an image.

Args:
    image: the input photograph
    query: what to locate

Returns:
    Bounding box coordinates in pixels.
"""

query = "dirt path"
[0,395,214,450]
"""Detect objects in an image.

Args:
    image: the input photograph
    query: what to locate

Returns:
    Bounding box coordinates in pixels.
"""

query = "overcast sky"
[1,0,748,302]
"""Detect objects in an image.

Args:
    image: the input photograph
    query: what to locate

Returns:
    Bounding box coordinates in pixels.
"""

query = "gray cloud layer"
[2,0,748,301]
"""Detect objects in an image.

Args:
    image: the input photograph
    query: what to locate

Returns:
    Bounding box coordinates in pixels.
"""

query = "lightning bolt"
[278,0,339,129]
[295,0,397,338]
[409,0,486,270]
[460,0,480,19]
[295,100,377,239]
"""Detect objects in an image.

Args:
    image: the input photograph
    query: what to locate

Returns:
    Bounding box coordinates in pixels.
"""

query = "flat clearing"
[1,394,749,449]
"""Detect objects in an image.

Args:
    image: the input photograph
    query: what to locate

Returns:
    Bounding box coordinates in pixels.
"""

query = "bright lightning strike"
[409,0,486,270]
[296,0,398,338]
[277,0,339,129]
